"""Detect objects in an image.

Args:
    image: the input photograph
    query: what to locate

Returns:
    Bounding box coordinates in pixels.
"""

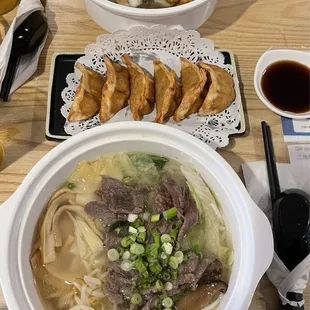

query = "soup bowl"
[84,0,217,32]
[0,122,273,310]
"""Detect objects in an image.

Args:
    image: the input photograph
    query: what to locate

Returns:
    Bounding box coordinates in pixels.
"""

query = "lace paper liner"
[61,25,242,149]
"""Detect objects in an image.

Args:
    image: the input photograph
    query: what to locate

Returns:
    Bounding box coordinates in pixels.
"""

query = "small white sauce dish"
[254,49,310,119]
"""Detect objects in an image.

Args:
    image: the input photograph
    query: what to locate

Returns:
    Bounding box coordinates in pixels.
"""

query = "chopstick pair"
[261,121,281,205]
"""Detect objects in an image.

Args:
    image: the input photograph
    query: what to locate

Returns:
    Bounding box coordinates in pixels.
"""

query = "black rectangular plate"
[45,51,243,142]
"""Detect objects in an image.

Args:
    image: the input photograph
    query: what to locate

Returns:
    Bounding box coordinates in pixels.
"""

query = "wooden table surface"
[0,0,309,309]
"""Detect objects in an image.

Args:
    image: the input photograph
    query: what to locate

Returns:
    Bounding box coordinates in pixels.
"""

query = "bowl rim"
[89,0,214,17]
[254,49,310,120]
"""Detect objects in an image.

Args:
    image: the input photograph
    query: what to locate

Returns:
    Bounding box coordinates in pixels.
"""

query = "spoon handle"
[0,55,19,102]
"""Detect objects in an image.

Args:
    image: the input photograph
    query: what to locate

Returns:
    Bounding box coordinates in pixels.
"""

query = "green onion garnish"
[168,256,179,269]
[151,214,161,222]
[162,242,173,255]
[163,207,177,220]
[131,293,142,305]
[162,272,171,282]
[149,262,162,274]
[156,279,164,292]
[137,231,146,243]
[172,270,178,280]
[138,226,146,233]
[162,297,173,308]
[121,236,132,248]
[152,229,160,245]
[129,226,138,234]
[146,243,160,260]
[174,251,184,264]
[160,234,171,243]
[67,182,75,190]
[122,250,131,260]
[130,243,145,255]
[164,281,173,291]
[107,248,119,262]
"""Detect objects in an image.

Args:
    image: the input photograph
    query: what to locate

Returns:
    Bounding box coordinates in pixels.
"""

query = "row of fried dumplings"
[68,54,236,124]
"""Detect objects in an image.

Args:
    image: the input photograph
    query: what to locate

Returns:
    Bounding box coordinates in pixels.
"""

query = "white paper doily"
[61,25,243,149]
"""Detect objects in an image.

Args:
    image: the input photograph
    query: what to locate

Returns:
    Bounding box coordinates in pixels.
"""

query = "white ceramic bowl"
[0,122,273,310]
[254,49,310,119]
[84,0,217,32]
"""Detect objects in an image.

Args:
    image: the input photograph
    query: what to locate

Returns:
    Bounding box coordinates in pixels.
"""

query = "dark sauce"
[261,60,310,113]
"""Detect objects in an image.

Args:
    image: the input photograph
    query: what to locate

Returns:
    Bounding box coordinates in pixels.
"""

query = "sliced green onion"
[163,207,177,220]
[162,242,173,255]
[121,236,132,248]
[67,182,75,190]
[164,308,172,310]
[121,260,133,272]
[138,226,146,232]
[172,295,182,302]
[128,214,138,222]
[132,280,137,290]
[130,243,145,255]
[117,247,125,257]
[160,234,172,243]
[160,293,168,301]
[142,271,149,278]
[132,218,143,228]
[172,270,178,280]
[129,226,138,234]
[152,229,160,245]
[131,293,142,305]
[107,249,119,261]
[135,258,147,273]
[142,212,150,221]
[122,250,131,260]
[137,231,146,243]
[146,244,159,260]
[164,282,173,291]
[149,262,162,274]
[130,234,137,242]
[162,297,173,308]
[169,256,178,269]
[156,279,164,292]
[160,252,167,260]
[168,229,178,240]
[162,272,171,281]
[151,214,161,223]
[174,251,184,264]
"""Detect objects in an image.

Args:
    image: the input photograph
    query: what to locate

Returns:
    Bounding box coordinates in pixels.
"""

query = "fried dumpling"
[197,62,235,115]
[122,54,155,120]
[153,59,182,123]
[173,57,207,122]
[68,63,104,122]
[99,56,130,123]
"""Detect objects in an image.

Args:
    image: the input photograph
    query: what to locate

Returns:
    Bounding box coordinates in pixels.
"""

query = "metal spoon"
[261,121,310,310]
[0,10,48,102]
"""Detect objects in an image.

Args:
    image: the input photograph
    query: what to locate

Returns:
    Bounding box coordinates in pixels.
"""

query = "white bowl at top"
[254,49,310,119]
[0,122,273,310]
[84,0,217,32]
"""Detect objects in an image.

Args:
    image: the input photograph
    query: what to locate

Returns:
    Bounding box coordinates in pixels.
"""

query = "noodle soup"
[30,152,233,310]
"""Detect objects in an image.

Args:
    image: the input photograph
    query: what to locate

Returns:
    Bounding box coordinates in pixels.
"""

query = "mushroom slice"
[122,54,155,120]
[197,62,235,115]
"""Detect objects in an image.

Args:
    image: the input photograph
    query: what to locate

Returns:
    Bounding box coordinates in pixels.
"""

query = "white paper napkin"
[0,0,48,94]
[242,161,310,307]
